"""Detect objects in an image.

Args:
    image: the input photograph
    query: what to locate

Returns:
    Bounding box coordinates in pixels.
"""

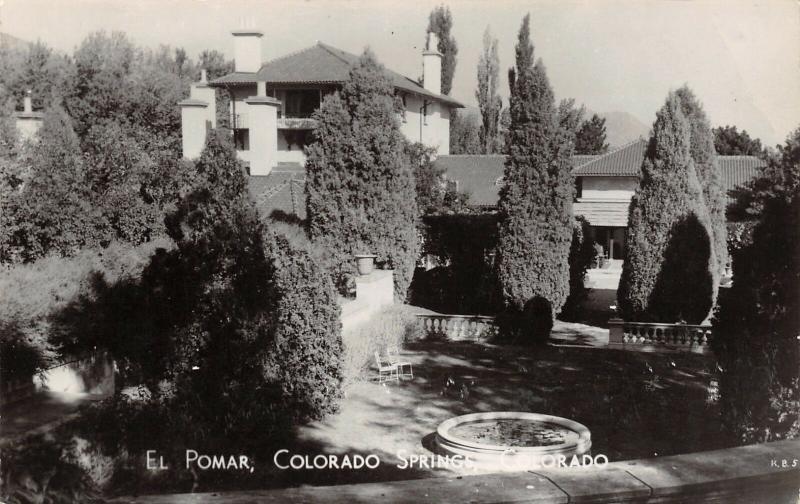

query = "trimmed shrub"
[713,127,800,443]
[675,86,726,290]
[561,215,595,320]
[496,14,574,340]
[264,231,344,421]
[618,92,716,323]
[305,50,418,300]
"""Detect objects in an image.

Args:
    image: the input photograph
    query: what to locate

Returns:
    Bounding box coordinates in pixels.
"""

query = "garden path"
[0,391,106,444]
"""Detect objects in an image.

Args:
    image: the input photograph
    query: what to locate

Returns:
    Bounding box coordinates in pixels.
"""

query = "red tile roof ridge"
[574,137,647,168]
[257,44,325,72]
[315,41,357,66]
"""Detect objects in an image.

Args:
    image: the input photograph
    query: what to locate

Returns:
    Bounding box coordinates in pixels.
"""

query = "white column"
[179,99,209,159]
[423,32,442,95]
[245,95,281,176]
[232,29,264,73]
[190,69,217,128]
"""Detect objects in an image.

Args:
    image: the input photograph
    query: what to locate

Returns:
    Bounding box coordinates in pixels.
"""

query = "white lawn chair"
[386,345,413,380]
[374,351,399,383]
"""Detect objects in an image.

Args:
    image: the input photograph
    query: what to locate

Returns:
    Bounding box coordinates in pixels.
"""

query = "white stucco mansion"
[179,29,463,176]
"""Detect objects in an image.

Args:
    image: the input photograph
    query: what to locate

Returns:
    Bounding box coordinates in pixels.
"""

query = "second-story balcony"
[278,117,318,130]
[230,112,317,131]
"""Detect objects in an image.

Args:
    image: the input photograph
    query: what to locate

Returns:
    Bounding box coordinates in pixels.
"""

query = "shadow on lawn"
[351,340,727,464]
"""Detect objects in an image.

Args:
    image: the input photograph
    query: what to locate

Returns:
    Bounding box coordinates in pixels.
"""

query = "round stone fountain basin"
[435,412,591,470]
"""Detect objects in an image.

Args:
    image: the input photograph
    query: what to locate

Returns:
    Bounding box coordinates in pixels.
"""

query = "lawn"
[290,333,724,487]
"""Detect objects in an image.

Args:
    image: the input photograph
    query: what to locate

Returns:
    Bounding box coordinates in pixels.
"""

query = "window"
[234,129,249,151]
[423,102,428,126]
[401,94,407,123]
[284,90,321,118]
[575,177,583,199]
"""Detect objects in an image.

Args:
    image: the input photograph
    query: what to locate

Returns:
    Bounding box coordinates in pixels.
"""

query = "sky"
[2,0,798,146]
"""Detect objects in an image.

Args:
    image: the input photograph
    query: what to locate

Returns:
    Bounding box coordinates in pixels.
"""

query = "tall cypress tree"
[618,92,717,323]
[306,50,418,299]
[476,26,501,154]
[426,5,458,96]
[496,14,574,340]
[675,86,727,285]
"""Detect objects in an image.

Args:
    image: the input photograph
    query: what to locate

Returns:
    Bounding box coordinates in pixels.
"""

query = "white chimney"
[23,90,33,113]
[423,32,442,95]
[232,29,263,73]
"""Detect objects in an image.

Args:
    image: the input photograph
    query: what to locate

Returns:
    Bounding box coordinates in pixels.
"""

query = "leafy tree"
[2,106,105,262]
[0,41,73,110]
[449,109,481,154]
[618,92,716,323]
[575,114,609,154]
[713,126,800,443]
[426,5,458,95]
[713,125,764,156]
[558,98,585,139]
[496,14,575,341]
[476,26,502,154]
[66,31,137,138]
[676,86,727,283]
[407,142,443,215]
[82,121,171,245]
[306,50,418,299]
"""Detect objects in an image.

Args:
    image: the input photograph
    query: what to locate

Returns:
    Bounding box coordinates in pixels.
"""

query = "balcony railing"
[229,113,317,131]
[231,112,248,129]
[278,117,318,130]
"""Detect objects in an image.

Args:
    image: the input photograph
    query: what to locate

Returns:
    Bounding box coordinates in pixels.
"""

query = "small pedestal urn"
[354,254,378,276]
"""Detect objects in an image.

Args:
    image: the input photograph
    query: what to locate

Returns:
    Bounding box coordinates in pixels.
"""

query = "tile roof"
[436,149,765,209]
[211,42,463,108]
[436,155,505,207]
[208,71,260,85]
[435,154,600,207]
[248,164,307,221]
[718,156,763,200]
[572,138,648,176]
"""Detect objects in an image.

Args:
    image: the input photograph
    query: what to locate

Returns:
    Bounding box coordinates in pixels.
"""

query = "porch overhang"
[574,200,630,227]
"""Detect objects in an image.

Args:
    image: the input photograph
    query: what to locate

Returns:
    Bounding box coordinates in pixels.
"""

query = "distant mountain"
[0,32,31,51]
[599,111,649,148]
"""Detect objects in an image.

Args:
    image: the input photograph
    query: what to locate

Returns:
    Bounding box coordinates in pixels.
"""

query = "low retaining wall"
[111,438,800,503]
[608,318,713,354]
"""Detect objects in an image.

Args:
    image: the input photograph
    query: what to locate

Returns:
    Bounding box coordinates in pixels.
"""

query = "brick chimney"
[422,32,442,95]
[232,29,263,73]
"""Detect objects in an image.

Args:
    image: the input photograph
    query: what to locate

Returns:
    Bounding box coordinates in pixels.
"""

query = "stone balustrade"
[608,318,713,354]
[416,314,497,341]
